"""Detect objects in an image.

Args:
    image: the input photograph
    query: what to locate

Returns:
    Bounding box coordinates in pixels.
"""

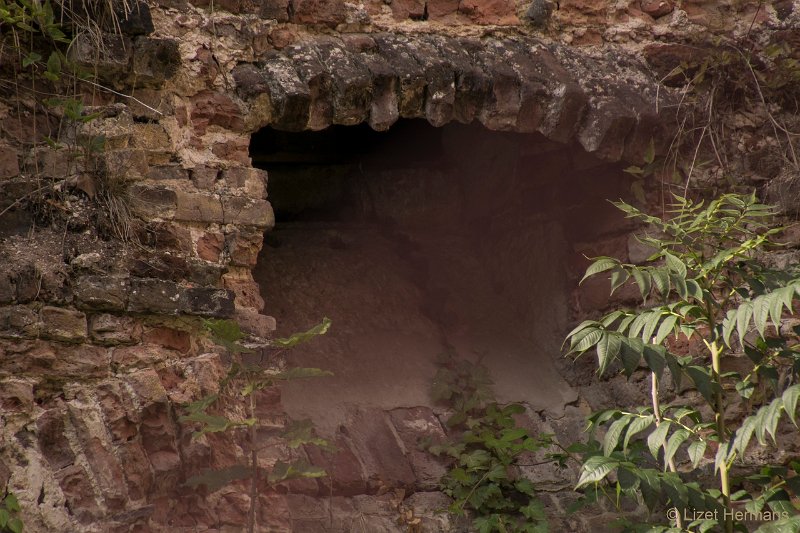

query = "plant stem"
[710,342,733,533]
[247,390,258,533]
[651,372,683,530]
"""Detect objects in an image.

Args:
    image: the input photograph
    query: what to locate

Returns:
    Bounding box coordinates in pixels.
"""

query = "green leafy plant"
[0,491,23,533]
[565,192,800,532]
[426,351,552,533]
[180,317,333,533]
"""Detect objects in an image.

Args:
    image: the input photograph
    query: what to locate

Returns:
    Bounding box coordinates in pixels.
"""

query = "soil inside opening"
[251,120,627,436]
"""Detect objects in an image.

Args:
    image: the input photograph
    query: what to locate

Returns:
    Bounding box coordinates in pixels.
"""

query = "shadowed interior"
[251,120,629,436]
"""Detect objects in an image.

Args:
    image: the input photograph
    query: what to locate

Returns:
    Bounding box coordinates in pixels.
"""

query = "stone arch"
[233,34,673,164]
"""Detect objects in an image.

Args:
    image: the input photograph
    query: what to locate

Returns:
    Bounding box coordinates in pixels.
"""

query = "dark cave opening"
[249,119,630,435]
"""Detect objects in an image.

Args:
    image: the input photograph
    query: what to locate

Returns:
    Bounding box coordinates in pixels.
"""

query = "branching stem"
[651,372,683,530]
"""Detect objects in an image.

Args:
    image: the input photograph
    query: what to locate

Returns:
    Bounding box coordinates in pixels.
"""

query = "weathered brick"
[183,287,236,317]
[128,278,183,314]
[75,276,129,311]
[221,196,274,228]
[130,184,178,218]
[190,90,245,134]
[142,326,192,353]
[89,313,142,345]
[174,191,224,223]
[196,232,224,262]
[39,306,88,343]
[0,305,39,338]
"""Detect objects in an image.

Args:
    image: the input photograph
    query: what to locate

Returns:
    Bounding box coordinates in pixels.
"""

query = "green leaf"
[270,367,334,381]
[625,165,644,175]
[268,460,327,484]
[665,353,685,389]
[685,366,717,404]
[722,308,737,348]
[631,269,652,301]
[46,51,61,76]
[670,273,688,299]
[686,279,704,301]
[566,320,598,339]
[618,338,642,377]
[641,310,664,344]
[610,266,630,295]
[4,493,19,513]
[571,328,603,353]
[664,252,687,278]
[663,429,690,470]
[623,415,654,451]
[736,380,755,399]
[759,397,784,445]
[272,317,332,348]
[0,509,7,529]
[7,517,22,533]
[184,393,219,415]
[603,416,630,456]
[629,313,649,339]
[580,258,619,284]
[22,51,41,67]
[770,290,787,330]
[596,333,622,376]
[779,284,796,313]
[630,183,647,207]
[736,302,753,345]
[714,440,734,473]
[782,384,800,427]
[647,421,671,460]
[184,464,252,492]
[733,415,758,457]
[178,412,247,437]
[753,294,772,338]
[281,419,330,449]
[687,440,706,469]
[654,314,678,344]
[651,268,670,298]
[753,514,800,533]
[576,455,619,488]
[644,138,656,164]
[642,344,666,378]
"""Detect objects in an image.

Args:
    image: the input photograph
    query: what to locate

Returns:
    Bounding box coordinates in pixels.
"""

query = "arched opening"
[250,119,629,436]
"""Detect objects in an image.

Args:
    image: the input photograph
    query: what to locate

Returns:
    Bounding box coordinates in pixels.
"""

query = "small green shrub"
[180,318,333,533]
[427,351,552,533]
[0,491,23,533]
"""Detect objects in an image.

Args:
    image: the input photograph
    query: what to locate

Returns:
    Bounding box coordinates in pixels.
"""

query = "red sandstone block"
[196,231,224,262]
[190,90,245,135]
[143,326,192,353]
[459,0,520,24]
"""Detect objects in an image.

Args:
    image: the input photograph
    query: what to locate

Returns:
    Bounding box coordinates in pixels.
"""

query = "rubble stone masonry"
[0,0,797,530]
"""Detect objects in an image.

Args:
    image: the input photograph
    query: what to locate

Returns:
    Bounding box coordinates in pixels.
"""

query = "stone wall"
[0,0,797,530]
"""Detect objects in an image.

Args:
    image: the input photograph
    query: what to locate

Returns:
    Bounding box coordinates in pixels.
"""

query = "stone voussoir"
[234,34,667,160]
